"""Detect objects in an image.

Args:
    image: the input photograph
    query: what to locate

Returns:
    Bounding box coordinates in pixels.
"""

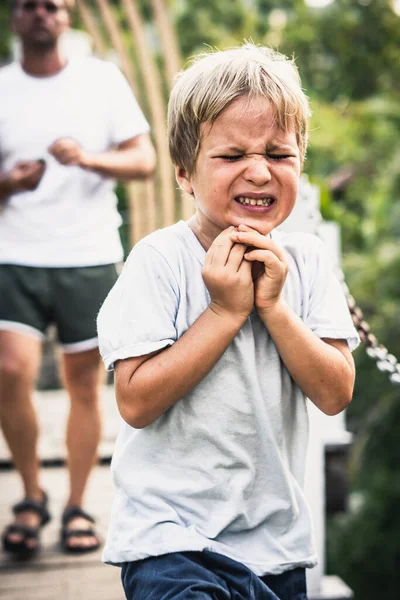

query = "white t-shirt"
[97,221,359,575]
[0,57,150,267]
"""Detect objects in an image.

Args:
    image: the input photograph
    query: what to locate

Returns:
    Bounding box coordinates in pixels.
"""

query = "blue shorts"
[121,550,308,600]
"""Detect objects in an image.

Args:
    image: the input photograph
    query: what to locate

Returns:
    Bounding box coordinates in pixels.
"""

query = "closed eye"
[218,155,243,162]
[268,154,294,161]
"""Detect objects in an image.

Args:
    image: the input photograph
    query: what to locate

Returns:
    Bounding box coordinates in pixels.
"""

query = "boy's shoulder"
[130,221,203,264]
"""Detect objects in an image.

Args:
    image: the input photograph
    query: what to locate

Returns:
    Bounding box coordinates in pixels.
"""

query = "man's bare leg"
[0,330,43,549]
[61,347,104,550]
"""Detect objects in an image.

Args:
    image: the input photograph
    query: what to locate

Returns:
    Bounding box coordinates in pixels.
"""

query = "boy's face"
[176,95,301,242]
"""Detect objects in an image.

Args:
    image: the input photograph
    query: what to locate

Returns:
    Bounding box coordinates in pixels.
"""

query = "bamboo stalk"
[92,0,157,243]
[150,0,181,88]
[127,179,157,244]
[121,0,176,228]
[94,0,137,94]
[149,0,194,221]
[76,0,107,57]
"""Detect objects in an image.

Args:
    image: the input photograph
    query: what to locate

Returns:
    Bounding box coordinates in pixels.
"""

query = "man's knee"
[0,354,37,388]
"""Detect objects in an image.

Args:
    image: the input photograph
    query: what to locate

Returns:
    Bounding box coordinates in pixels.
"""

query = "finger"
[232,230,286,263]
[244,249,283,273]
[205,227,236,268]
[48,142,59,153]
[27,164,46,180]
[16,160,41,170]
[25,171,43,185]
[21,163,43,178]
[48,142,67,156]
[225,242,248,272]
[237,254,253,277]
[237,223,274,238]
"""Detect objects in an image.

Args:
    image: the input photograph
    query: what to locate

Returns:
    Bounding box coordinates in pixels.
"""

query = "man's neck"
[21,46,67,77]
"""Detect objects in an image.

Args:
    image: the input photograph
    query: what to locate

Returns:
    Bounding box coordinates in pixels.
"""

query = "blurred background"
[1,1,400,598]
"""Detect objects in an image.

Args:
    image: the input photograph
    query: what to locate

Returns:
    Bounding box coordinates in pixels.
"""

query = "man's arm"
[114,227,254,429]
[48,133,156,180]
[232,224,355,416]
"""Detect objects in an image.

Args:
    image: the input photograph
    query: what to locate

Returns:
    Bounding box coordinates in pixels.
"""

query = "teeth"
[236,196,273,206]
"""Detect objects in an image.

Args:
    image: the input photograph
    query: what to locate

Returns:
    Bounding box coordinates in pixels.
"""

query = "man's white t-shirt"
[97,221,359,576]
[0,57,150,267]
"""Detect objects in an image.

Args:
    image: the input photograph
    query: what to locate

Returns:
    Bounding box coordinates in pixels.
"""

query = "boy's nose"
[244,156,272,185]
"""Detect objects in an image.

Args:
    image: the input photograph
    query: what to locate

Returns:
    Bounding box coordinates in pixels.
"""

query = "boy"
[97,43,359,600]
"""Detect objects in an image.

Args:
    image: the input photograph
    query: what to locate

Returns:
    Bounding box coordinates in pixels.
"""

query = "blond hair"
[168,43,311,174]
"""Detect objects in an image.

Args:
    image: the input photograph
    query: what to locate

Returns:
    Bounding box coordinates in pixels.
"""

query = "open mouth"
[235,196,275,207]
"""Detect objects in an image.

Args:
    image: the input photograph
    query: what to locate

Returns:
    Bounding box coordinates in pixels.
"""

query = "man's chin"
[29,36,57,51]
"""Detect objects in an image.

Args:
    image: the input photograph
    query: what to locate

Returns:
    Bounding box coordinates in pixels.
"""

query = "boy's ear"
[175,166,194,196]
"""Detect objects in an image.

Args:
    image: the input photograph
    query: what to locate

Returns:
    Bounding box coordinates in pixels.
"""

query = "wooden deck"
[0,386,124,600]
[0,465,125,600]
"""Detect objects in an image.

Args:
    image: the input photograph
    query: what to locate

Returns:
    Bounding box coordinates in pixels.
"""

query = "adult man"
[0,0,155,555]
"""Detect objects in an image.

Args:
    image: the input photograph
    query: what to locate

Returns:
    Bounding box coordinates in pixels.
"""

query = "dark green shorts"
[0,264,119,352]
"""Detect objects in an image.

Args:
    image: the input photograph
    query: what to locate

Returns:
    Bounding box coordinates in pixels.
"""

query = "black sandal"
[2,491,51,557]
[61,505,101,554]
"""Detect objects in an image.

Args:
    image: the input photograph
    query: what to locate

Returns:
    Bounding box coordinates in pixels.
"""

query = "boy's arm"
[232,224,355,416]
[258,303,354,415]
[115,227,254,429]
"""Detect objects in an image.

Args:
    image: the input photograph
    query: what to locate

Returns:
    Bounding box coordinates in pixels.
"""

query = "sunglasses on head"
[20,1,64,13]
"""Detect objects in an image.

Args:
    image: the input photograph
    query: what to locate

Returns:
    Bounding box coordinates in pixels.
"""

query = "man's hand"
[202,226,254,324]
[48,138,87,167]
[1,160,46,198]
[231,224,288,312]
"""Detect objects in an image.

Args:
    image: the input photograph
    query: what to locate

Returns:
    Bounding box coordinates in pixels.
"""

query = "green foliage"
[277,0,400,101]
[175,0,257,57]
[0,4,12,62]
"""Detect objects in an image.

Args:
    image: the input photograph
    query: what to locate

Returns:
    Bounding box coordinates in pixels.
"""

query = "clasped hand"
[202,224,288,323]
[48,138,87,166]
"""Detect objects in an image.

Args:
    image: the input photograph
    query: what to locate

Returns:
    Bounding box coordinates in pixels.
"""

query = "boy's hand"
[202,226,254,323]
[231,224,288,312]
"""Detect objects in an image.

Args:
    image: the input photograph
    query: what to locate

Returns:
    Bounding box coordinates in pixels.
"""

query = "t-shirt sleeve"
[106,63,150,145]
[304,237,360,352]
[97,242,179,370]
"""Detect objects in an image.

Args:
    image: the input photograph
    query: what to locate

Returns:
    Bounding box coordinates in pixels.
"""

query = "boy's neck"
[187,215,218,251]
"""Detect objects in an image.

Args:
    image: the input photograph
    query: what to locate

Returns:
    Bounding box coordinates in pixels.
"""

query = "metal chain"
[334,269,400,385]
[301,177,400,385]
